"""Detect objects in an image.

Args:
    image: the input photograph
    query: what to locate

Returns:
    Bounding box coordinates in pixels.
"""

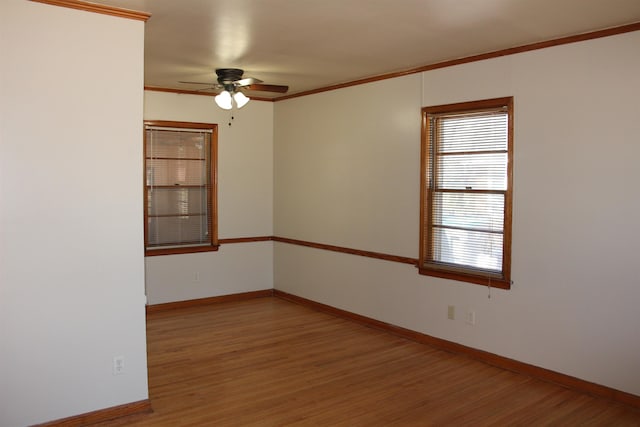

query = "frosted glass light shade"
[214,91,232,110]
[233,91,250,108]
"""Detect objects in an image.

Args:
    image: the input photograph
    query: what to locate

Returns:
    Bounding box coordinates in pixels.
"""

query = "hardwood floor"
[97,297,640,426]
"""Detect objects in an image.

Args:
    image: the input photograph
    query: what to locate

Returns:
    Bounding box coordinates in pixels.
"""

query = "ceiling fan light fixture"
[214,90,232,110]
[233,91,250,108]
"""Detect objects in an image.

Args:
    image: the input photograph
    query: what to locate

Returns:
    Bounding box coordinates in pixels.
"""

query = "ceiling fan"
[180,68,289,110]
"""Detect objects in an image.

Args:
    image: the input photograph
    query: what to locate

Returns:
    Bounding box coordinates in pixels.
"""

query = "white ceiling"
[93,0,640,98]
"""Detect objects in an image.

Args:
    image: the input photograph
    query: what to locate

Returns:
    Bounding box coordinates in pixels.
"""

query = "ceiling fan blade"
[178,81,216,85]
[246,84,289,93]
[236,77,263,86]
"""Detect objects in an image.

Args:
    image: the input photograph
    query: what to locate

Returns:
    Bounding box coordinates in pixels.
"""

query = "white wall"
[273,31,640,396]
[0,2,148,426]
[274,75,421,256]
[144,91,274,304]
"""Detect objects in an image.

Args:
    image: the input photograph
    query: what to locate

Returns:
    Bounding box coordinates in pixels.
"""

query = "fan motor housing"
[216,68,244,84]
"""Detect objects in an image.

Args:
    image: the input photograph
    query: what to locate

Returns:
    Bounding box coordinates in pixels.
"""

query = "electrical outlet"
[447,305,455,320]
[113,356,125,375]
[465,310,476,325]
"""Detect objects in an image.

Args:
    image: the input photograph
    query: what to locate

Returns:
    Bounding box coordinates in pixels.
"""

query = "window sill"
[418,266,511,289]
[145,244,219,257]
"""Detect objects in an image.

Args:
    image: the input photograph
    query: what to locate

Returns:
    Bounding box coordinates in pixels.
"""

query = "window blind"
[145,128,211,249]
[428,108,508,275]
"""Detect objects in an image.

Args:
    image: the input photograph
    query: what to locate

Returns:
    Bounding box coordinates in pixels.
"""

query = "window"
[144,120,218,256]
[419,97,513,288]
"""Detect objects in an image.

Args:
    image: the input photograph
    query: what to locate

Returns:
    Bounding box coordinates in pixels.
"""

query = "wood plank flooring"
[96,297,640,426]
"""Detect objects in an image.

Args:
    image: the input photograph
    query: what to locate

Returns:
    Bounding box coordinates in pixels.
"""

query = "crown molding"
[275,21,640,101]
[30,0,151,21]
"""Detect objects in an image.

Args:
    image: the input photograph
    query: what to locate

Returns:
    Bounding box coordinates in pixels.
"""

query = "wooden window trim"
[419,97,513,289]
[143,120,219,256]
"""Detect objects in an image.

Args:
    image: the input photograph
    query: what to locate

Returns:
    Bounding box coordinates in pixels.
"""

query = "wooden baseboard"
[146,289,274,314]
[34,399,151,427]
[273,289,640,410]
